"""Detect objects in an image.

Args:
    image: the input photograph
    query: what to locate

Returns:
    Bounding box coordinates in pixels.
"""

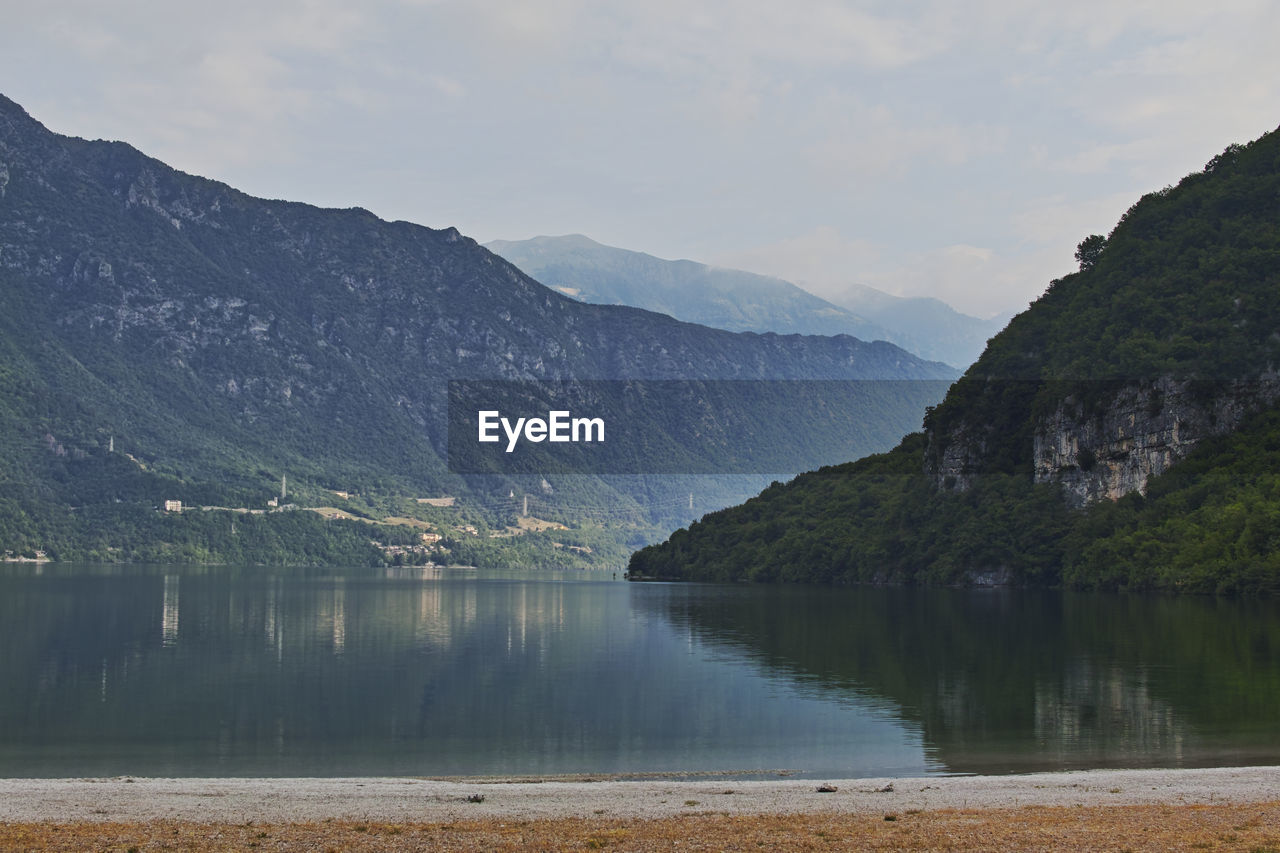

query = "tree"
[1075,234,1106,271]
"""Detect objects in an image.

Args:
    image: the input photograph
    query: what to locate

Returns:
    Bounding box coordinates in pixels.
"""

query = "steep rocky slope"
[0,93,953,563]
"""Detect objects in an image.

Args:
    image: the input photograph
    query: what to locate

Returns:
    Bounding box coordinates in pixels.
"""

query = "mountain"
[629,127,1280,594]
[0,93,954,565]
[485,234,892,340]
[822,282,1008,370]
[486,234,1002,367]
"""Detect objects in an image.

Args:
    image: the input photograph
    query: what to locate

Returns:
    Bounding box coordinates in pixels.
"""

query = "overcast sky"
[4,1,1279,317]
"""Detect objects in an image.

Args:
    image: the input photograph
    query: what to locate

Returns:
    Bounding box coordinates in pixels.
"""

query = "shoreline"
[3,766,1278,823]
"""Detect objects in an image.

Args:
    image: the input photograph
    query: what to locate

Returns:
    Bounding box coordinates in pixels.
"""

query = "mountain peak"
[0,92,47,139]
[486,233,603,254]
[0,92,32,119]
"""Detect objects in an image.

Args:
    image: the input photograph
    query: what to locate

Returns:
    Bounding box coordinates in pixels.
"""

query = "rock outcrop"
[930,376,1280,507]
[1033,377,1280,506]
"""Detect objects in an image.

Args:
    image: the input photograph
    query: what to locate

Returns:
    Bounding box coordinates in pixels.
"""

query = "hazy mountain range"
[487,234,1005,367]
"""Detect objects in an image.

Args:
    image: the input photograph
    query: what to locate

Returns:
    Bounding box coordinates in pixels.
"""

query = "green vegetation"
[631,410,1280,593]
[925,132,1280,478]
[1064,407,1280,593]
[0,500,396,566]
[628,434,1069,587]
[631,126,1280,594]
[0,450,654,568]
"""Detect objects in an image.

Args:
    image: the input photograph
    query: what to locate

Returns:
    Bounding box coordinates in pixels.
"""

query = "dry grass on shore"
[3,802,1278,852]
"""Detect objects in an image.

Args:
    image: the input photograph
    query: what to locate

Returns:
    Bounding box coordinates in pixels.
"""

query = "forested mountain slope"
[629,127,1280,594]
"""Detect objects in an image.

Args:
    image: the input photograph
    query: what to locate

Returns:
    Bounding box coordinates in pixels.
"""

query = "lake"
[1,564,1278,779]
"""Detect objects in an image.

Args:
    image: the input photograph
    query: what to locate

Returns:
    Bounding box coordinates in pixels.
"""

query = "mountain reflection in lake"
[1,565,1276,778]
[644,584,1280,774]
[0,565,923,778]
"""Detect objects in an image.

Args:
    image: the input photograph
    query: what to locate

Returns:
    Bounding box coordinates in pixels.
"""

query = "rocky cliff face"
[929,424,987,493]
[930,376,1280,507]
[1032,377,1280,506]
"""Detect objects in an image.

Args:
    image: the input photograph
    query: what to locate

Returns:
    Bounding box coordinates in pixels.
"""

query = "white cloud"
[592,0,954,78]
[1009,191,1140,247]
[801,98,1009,182]
[427,75,466,99]
[864,243,1064,318]
[715,227,883,292]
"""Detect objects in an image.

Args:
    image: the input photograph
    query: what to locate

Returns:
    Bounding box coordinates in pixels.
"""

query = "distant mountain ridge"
[824,281,1008,370]
[486,234,1002,367]
[0,92,953,564]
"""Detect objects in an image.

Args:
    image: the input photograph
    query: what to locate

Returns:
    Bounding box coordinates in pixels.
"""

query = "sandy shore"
[2,766,1277,823]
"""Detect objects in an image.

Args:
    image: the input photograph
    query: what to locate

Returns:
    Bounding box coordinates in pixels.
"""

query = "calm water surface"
[1,564,1277,778]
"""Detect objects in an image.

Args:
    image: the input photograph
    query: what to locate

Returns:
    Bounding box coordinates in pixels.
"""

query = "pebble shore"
[3,766,1278,823]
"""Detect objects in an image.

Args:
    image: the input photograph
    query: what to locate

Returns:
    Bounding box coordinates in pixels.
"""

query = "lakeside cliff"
[630,126,1280,594]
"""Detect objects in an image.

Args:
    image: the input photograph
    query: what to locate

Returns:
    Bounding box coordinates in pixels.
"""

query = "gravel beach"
[3,766,1277,823]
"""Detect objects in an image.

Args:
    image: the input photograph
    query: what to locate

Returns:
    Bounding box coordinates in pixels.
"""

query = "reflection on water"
[1033,660,1181,766]
[644,585,1280,774]
[1,564,1277,778]
[0,565,924,778]
[161,575,180,647]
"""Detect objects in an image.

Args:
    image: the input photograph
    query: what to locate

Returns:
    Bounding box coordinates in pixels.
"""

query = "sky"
[3,1,1279,318]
